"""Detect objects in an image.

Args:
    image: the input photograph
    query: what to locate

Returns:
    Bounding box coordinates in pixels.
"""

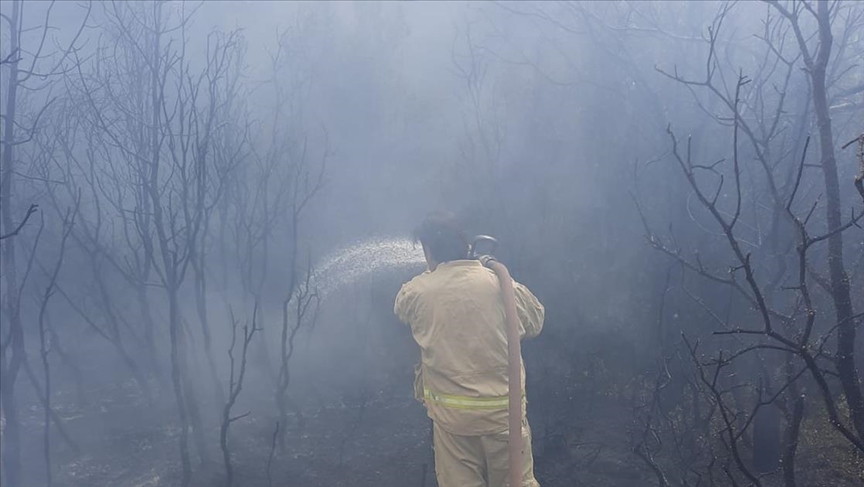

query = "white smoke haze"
[1,1,862,486]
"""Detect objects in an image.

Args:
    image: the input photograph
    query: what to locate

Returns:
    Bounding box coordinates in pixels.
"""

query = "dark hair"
[412,212,469,263]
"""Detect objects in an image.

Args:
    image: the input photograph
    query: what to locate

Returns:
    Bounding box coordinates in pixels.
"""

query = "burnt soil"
[10,369,862,487]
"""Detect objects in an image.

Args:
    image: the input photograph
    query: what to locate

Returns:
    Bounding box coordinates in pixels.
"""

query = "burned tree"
[41,99,155,402]
[631,1,864,484]
[69,3,247,484]
[765,0,864,443]
[220,306,260,487]
[231,23,327,451]
[276,262,321,450]
[0,1,90,485]
[34,199,78,487]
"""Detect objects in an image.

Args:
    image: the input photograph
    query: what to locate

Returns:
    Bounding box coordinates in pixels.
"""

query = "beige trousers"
[432,419,540,487]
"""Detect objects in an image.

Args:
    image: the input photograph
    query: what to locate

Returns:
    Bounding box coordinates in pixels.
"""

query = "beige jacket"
[394,260,545,436]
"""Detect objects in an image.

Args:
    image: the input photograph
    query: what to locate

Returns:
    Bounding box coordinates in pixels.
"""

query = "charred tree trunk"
[781,352,804,487]
[168,287,193,486]
[181,356,210,465]
[137,284,161,379]
[193,252,225,407]
[0,2,25,484]
[808,0,864,441]
[752,379,781,473]
[221,308,258,487]
[36,205,76,487]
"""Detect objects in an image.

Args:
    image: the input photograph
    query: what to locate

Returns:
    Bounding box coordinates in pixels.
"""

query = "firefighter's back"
[398,259,517,436]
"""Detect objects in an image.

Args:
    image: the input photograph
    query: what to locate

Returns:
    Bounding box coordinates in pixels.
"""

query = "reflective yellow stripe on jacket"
[424,388,515,410]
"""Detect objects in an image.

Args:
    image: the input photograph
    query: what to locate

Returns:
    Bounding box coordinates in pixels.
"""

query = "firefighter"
[395,212,544,487]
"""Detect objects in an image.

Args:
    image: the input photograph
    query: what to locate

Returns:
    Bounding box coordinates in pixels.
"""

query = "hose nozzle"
[469,235,498,260]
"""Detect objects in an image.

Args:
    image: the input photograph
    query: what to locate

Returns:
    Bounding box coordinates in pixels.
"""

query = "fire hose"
[470,236,522,487]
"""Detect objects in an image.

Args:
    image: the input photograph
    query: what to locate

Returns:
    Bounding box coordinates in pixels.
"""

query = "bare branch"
[0,204,38,240]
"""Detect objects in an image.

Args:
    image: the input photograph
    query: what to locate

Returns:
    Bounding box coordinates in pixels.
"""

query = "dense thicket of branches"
[1,1,861,486]
[471,2,864,485]
[1,2,325,486]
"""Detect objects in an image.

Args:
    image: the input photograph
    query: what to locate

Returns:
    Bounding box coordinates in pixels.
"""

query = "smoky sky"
[1,1,863,486]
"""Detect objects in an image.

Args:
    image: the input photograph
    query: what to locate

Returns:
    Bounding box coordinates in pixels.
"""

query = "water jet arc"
[311,237,426,300]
